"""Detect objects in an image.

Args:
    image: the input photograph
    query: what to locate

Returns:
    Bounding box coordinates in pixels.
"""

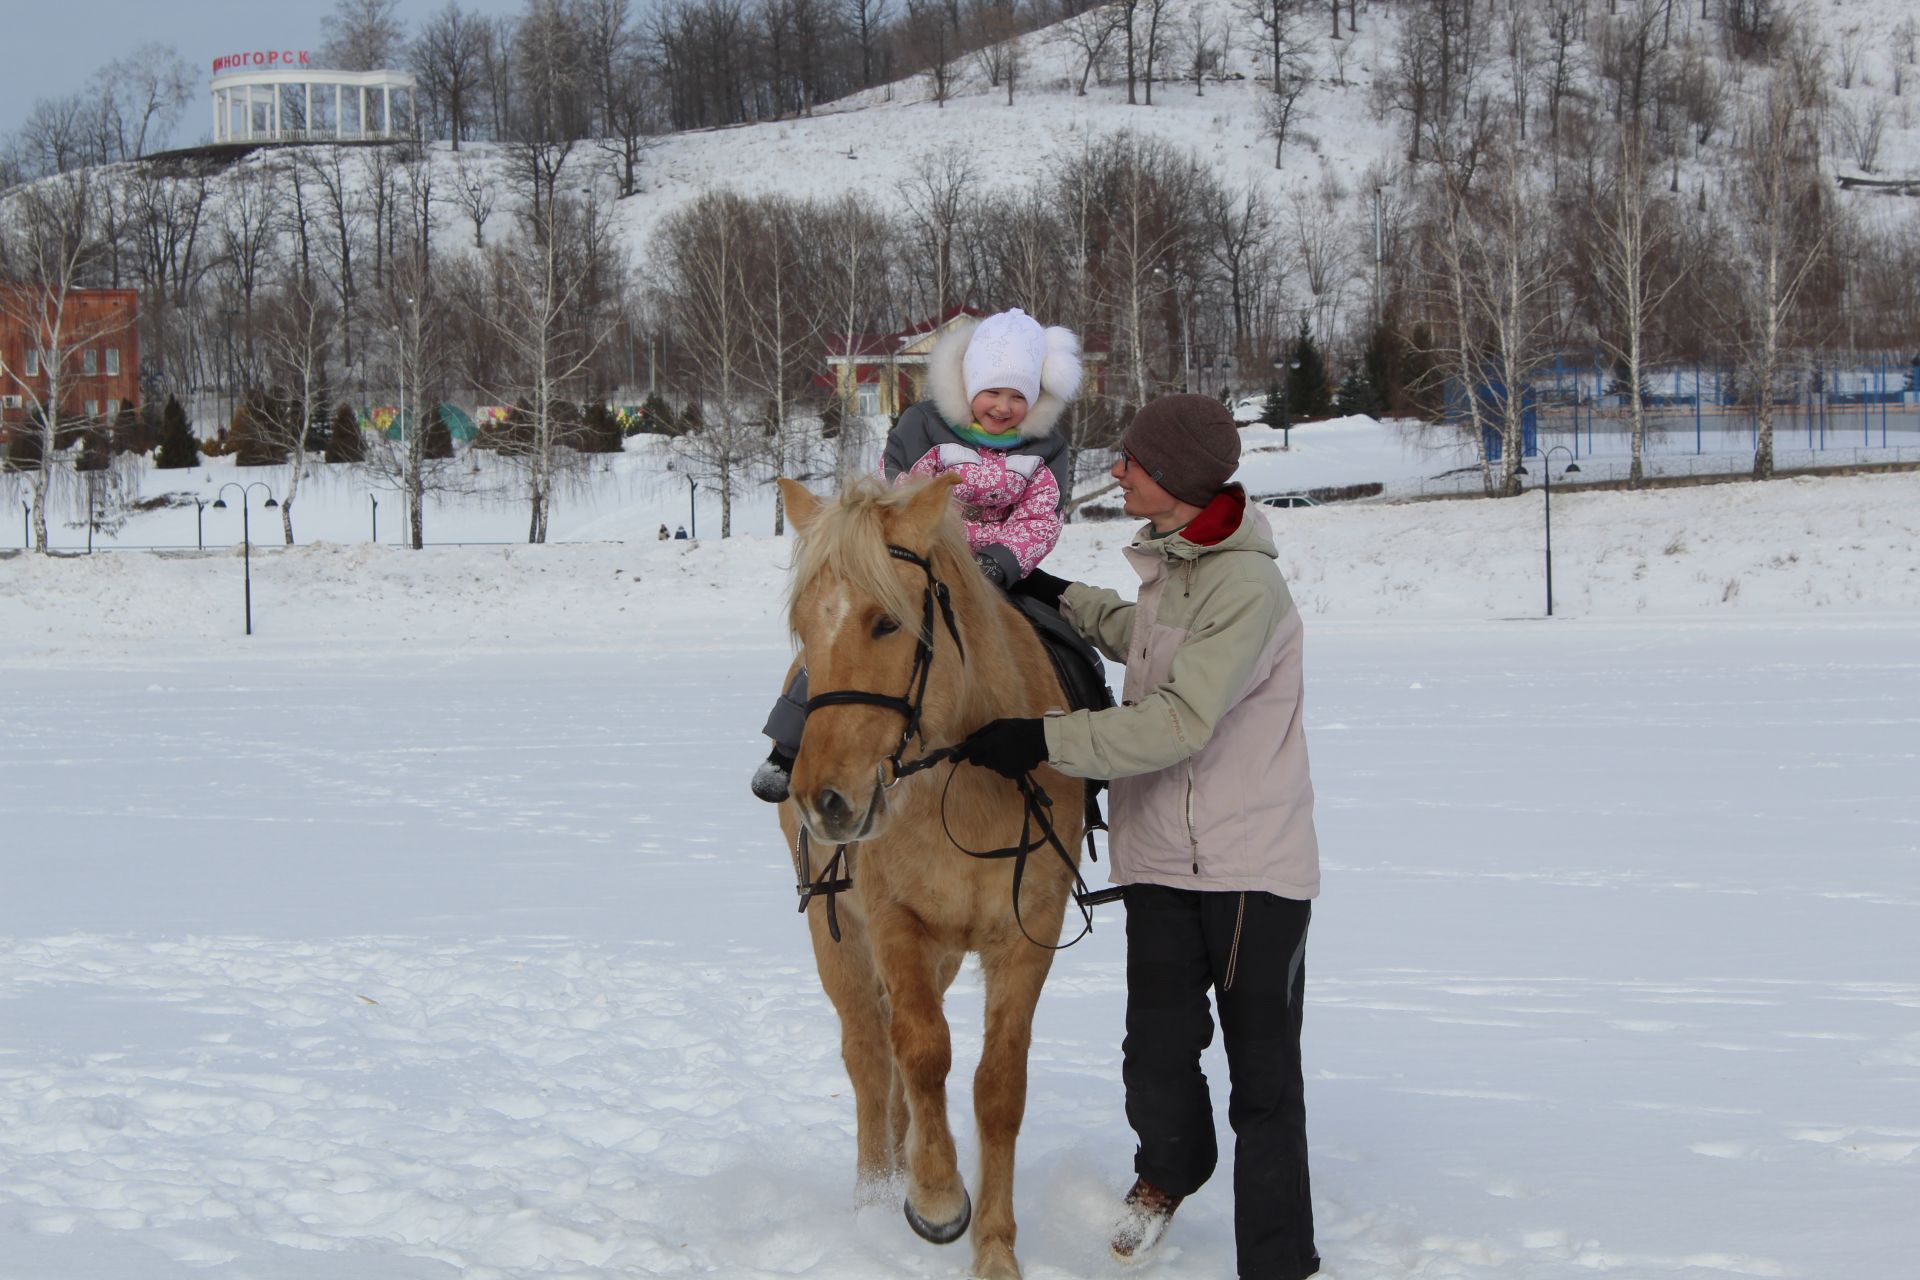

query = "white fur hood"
[923,316,1083,438]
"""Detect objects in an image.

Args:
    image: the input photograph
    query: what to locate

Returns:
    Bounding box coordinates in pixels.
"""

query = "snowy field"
[3,467,1918,1279]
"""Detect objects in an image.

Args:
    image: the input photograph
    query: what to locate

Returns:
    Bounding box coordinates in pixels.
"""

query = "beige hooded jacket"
[1040,491,1320,900]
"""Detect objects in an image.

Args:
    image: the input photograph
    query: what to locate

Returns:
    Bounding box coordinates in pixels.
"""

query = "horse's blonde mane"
[787,475,972,641]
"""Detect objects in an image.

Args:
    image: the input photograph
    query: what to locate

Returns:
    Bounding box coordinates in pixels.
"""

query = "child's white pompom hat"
[962,308,1083,408]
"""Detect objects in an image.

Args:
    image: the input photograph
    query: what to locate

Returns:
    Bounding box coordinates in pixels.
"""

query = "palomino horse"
[775,473,1087,1280]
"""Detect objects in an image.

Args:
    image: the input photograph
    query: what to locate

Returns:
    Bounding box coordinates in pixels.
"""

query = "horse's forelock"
[787,476,968,641]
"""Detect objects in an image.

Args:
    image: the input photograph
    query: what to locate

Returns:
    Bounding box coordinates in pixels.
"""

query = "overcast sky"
[1,0,522,151]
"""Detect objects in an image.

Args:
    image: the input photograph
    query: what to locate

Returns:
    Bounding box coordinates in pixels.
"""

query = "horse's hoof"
[903,1186,971,1244]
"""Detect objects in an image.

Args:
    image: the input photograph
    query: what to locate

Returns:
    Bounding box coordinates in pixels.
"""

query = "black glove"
[953,717,1048,779]
[1011,567,1069,609]
[974,551,1007,586]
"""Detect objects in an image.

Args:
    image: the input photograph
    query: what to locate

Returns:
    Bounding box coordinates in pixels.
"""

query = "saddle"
[1004,593,1114,718]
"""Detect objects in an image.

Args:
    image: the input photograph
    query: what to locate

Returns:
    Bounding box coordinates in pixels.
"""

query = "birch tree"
[1589,122,1686,487]
[0,174,132,553]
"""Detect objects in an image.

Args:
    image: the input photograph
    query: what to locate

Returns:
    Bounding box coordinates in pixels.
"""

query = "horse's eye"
[871,615,901,639]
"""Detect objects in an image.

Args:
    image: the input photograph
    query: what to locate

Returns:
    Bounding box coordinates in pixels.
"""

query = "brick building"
[0,285,141,443]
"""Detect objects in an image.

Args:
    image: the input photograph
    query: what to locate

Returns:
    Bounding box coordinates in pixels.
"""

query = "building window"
[25,349,39,377]
[84,349,98,375]
[85,399,99,418]
[105,349,120,376]
[857,383,880,415]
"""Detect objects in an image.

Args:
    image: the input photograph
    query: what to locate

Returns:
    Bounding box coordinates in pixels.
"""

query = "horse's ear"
[896,473,963,546]
[779,477,821,532]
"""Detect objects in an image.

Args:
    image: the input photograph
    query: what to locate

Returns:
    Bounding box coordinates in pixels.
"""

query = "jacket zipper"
[1185,764,1199,874]
[1222,892,1246,992]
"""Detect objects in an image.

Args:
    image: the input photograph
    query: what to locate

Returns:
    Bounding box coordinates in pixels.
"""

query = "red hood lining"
[1179,485,1246,547]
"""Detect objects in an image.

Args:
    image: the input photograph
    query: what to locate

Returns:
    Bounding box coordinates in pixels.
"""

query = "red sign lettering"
[212,50,312,74]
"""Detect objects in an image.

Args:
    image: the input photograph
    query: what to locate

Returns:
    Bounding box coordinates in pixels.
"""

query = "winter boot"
[1110,1177,1183,1265]
[751,746,795,803]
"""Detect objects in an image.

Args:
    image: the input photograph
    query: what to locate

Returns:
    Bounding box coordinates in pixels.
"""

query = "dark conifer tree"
[154,395,201,470]
[325,403,365,463]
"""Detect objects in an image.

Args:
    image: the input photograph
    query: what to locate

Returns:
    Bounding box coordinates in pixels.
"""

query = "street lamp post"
[370,494,378,543]
[212,481,279,635]
[686,476,698,539]
[1525,445,1581,618]
[195,497,207,550]
[20,500,28,549]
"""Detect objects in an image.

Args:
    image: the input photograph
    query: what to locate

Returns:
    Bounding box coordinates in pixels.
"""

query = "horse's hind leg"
[806,895,897,1195]
[969,938,1057,1280]
[870,909,970,1243]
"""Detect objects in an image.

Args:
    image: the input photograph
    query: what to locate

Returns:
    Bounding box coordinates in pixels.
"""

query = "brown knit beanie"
[1121,394,1242,506]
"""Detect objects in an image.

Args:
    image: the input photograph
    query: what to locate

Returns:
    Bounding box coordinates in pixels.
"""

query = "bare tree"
[654,191,763,537]
[258,277,339,543]
[299,147,366,366]
[480,186,621,542]
[1180,4,1223,95]
[1728,75,1833,480]
[361,265,464,548]
[0,174,133,553]
[1588,122,1687,487]
[322,0,409,70]
[844,0,893,86]
[900,145,977,319]
[797,194,897,475]
[96,43,194,159]
[1202,176,1280,356]
[450,151,499,248]
[1263,54,1313,168]
[903,0,958,106]
[212,164,285,380]
[412,1,491,146]
[1054,5,1120,95]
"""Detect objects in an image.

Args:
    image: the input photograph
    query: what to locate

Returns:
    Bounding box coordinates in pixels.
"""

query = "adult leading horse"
[774,473,1087,1280]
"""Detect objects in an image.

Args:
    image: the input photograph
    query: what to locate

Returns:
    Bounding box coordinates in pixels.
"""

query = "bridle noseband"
[788,543,1108,950]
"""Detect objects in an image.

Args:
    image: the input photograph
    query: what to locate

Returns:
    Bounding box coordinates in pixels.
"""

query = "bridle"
[788,543,1109,948]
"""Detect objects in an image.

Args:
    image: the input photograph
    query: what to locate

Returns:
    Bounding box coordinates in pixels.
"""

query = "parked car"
[1255,493,1320,509]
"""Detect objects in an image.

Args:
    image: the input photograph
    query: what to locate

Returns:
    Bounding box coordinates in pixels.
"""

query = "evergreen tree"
[74,422,111,472]
[422,403,455,460]
[1333,369,1380,418]
[1259,382,1288,430]
[1286,318,1332,419]
[324,403,364,463]
[153,395,200,470]
[580,402,623,453]
[229,391,287,466]
[639,392,675,436]
[110,399,141,455]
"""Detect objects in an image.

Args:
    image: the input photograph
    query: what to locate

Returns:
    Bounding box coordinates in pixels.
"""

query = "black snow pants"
[1122,883,1318,1280]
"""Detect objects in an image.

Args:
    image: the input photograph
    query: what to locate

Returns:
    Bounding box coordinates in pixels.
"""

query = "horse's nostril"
[817,788,851,827]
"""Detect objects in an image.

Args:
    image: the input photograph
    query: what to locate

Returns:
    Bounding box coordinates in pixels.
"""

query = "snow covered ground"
[3,466,1917,1279]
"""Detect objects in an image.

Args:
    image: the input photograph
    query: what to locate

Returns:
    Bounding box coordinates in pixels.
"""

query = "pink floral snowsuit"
[895,442,1064,579]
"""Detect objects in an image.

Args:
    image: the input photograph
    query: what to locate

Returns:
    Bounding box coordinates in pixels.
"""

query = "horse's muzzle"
[803,773,886,844]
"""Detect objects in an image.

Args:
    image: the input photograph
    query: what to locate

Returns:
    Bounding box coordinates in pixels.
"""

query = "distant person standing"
[674,525,689,540]
[658,523,670,541]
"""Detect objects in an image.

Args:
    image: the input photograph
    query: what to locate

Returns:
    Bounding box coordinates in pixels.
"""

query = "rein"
[790,542,1114,948]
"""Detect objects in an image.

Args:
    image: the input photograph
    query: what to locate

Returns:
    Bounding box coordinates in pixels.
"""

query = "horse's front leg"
[805,895,898,1195]
[870,907,970,1244]
[969,936,1057,1280]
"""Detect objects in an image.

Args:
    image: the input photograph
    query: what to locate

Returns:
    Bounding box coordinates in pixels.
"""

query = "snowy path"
[3,616,1916,1279]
